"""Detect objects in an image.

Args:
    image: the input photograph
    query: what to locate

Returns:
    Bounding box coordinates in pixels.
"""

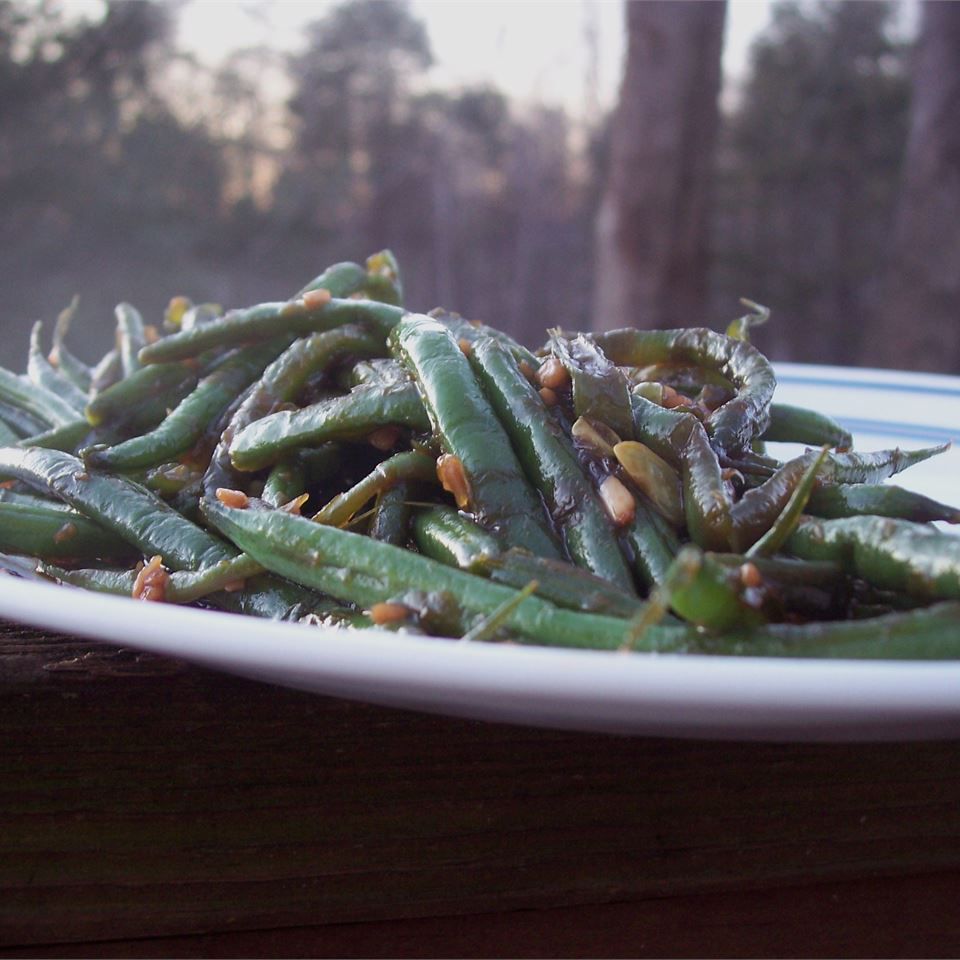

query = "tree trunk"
[866,1,960,372]
[594,0,726,332]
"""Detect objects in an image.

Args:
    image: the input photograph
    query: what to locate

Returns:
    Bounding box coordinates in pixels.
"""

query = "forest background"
[1,0,957,372]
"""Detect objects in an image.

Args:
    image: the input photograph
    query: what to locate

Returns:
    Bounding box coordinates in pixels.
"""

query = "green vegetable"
[390,314,563,559]
[762,403,852,449]
[229,380,430,472]
[1,254,957,660]
[84,338,292,471]
[596,326,777,455]
[470,337,634,589]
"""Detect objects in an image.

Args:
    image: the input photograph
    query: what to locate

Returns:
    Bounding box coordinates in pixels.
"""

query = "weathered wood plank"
[4,871,960,958]
[3,621,960,947]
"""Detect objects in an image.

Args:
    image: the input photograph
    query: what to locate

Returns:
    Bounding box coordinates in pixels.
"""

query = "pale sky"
[174,0,775,116]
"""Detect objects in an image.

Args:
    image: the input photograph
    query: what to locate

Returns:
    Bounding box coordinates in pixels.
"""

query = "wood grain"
[5,872,960,958]
[2,620,960,952]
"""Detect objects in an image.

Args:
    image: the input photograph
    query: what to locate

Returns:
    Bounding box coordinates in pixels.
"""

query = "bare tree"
[866,1,960,372]
[594,0,726,331]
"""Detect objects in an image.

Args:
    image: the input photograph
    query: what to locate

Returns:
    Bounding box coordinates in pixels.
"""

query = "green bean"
[681,419,734,551]
[729,449,820,551]
[68,553,261,600]
[709,553,844,620]
[203,497,689,651]
[201,281,368,485]
[597,327,776,454]
[313,450,437,527]
[0,366,80,428]
[231,570,323,620]
[460,580,542,643]
[712,553,852,623]
[0,446,324,617]
[701,439,944,558]
[0,487,74,511]
[50,296,93,393]
[746,446,829,558]
[0,500,137,563]
[230,382,430,472]
[733,443,946,491]
[38,555,313,614]
[84,338,290,471]
[114,302,147,377]
[37,564,138,596]
[89,347,121,393]
[629,393,695,466]
[429,308,540,370]
[390,314,563,559]
[619,568,680,651]
[786,516,960,603]
[709,553,844,586]
[0,447,231,569]
[724,443,946,552]
[295,260,365,298]
[0,400,47,438]
[27,322,88,413]
[50,343,92,394]
[660,546,764,632]
[86,360,201,427]
[806,483,960,524]
[762,403,852,449]
[411,505,643,616]
[630,394,736,551]
[725,299,770,342]
[370,483,413,546]
[411,503,500,568]
[139,298,403,365]
[621,495,682,590]
[471,337,634,588]
[248,325,384,421]
[297,253,403,305]
[166,477,204,524]
[262,459,307,508]
[144,461,204,498]
[360,249,404,306]
[819,444,949,485]
[342,358,410,389]
[482,551,644,617]
[204,323,383,496]
[696,603,960,660]
[164,297,222,333]
[17,418,93,453]
[720,449,782,478]
[222,573,332,620]
[549,332,633,439]
[0,418,20,446]
[298,443,345,484]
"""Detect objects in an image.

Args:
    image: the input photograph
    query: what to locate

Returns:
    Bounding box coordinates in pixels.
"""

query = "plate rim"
[3,362,960,740]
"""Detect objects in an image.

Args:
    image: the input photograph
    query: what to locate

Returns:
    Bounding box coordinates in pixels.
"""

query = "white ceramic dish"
[2,363,959,742]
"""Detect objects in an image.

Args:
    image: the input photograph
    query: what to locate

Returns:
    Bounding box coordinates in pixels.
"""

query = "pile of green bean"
[2,253,960,658]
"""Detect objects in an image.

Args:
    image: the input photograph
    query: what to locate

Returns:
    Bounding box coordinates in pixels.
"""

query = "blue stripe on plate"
[835,417,958,445]
[778,373,960,400]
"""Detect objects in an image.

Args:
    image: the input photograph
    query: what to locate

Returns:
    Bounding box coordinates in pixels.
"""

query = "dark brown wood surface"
[2,619,960,958]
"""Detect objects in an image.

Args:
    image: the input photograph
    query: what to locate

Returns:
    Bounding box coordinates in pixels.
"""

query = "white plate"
[2,364,960,742]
